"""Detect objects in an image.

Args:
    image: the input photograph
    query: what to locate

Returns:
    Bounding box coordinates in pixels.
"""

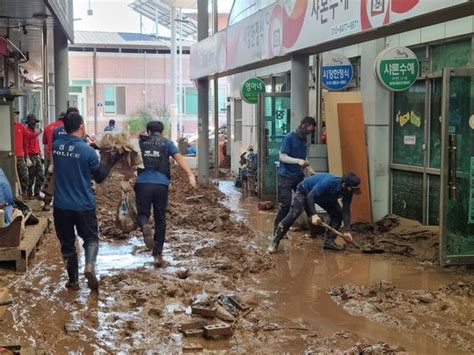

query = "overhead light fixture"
[88,0,93,16]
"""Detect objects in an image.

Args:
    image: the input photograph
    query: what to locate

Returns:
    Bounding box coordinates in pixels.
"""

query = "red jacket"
[23,127,41,155]
[43,120,63,157]
[13,122,38,157]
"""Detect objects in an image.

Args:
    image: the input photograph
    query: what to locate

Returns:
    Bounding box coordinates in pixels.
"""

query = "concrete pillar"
[290,55,309,129]
[197,0,209,183]
[360,39,390,221]
[42,21,49,124]
[53,23,69,116]
[170,5,178,142]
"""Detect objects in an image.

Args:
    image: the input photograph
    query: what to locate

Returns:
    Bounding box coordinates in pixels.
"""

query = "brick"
[182,329,204,337]
[183,343,203,352]
[203,323,233,337]
[180,320,207,331]
[191,305,217,318]
[228,296,250,311]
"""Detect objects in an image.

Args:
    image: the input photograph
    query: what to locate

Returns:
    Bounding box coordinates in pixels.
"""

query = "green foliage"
[126,104,171,135]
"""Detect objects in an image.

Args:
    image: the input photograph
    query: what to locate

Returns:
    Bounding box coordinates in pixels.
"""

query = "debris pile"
[351,214,439,262]
[329,281,474,352]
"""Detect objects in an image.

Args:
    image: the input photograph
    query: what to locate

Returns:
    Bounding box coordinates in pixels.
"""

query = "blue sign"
[321,65,353,91]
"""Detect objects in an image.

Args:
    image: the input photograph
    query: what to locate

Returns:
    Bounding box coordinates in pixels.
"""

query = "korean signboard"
[374,46,419,91]
[321,53,353,90]
[241,77,266,104]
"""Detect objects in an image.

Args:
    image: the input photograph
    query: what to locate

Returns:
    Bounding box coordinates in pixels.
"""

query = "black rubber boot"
[63,253,79,290]
[267,224,288,254]
[84,243,99,291]
[323,235,344,251]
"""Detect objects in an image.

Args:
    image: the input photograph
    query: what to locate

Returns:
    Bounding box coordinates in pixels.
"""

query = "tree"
[126,104,171,136]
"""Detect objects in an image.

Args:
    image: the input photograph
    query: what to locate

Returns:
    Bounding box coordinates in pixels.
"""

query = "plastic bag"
[115,181,138,233]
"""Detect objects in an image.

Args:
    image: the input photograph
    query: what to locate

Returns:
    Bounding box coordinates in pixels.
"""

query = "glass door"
[440,67,474,265]
[257,92,291,198]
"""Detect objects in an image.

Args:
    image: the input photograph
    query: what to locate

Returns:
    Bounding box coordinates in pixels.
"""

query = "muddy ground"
[0,169,473,353]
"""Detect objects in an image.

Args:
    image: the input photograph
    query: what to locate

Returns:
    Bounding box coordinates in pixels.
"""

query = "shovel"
[317,220,363,251]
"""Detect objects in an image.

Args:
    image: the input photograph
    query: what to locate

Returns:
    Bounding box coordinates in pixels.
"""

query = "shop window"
[392,81,425,167]
[234,99,243,142]
[431,40,471,73]
[104,86,126,115]
[392,170,423,222]
[184,87,198,115]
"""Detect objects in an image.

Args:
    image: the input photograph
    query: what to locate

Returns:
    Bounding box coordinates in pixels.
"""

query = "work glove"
[109,152,122,165]
[311,214,322,225]
[47,162,54,174]
[343,232,353,243]
[26,157,33,168]
[188,173,197,188]
[298,159,309,168]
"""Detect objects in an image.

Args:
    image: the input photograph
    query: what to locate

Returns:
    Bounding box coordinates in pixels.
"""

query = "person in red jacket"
[42,112,65,209]
[24,114,44,199]
[13,110,41,197]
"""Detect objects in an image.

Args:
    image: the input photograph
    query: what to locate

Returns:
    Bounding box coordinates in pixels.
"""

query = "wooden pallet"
[0,217,49,272]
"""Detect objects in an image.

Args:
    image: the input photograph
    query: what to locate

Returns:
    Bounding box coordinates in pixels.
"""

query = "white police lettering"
[53,143,81,159]
[143,150,160,158]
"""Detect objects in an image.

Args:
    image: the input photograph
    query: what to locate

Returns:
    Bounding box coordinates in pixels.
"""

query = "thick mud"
[0,175,473,353]
[329,281,474,352]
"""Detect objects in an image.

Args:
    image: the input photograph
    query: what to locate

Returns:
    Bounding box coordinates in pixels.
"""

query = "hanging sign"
[374,46,419,91]
[321,53,353,90]
[241,77,266,104]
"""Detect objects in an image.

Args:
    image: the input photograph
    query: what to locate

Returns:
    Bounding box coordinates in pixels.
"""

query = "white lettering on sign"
[404,135,416,145]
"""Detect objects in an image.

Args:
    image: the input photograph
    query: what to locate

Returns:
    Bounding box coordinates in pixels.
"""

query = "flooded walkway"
[0,180,472,353]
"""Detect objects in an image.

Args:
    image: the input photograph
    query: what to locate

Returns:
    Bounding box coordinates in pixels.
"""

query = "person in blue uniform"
[268,172,361,253]
[53,112,119,291]
[274,116,316,234]
[135,121,196,267]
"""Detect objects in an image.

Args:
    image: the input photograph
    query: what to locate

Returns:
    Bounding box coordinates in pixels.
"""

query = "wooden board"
[337,103,372,223]
[323,91,362,175]
[0,217,49,272]
[0,287,9,319]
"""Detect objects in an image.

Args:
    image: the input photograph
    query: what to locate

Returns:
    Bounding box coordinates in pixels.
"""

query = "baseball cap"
[343,173,361,194]
[13,108,20,114]
[58,112,66,119]
[26,113,40,122]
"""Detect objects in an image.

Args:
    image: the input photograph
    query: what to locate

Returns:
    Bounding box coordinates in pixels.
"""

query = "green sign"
[375,47,419,92]
[241,77,266,104]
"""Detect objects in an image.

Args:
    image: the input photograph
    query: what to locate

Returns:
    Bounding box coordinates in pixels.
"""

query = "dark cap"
[58,112,66,119]
[343,172,361,194]
[26,113,40,122]
[13,108,20,114]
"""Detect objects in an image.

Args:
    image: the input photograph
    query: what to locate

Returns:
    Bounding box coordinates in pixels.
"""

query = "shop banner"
[226,3,283,71]
[190,31,227,79]
[282,0,469,54]
[190,0,470,79]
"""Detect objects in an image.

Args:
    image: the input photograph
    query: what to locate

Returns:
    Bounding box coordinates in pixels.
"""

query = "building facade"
[69,31,228,136]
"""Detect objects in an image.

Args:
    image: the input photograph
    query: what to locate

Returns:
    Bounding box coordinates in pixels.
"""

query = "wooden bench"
[0,217,49,272]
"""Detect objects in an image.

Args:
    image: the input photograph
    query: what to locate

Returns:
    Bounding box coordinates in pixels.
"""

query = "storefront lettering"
[311,0,350,24]
[244,18,264,50]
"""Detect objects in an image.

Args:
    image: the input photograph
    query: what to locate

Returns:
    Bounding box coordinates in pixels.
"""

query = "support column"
[42,21,49,124]
[212,0,219,178]
[360,39,390,221]
[290,54,309,129]
[197,0,209,183]
[170,5,178,142]
[93,48,97,134]
[53,23,69,116]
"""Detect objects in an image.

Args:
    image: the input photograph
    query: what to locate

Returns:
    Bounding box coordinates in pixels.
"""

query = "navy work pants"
[134,183,169,256]
[273,174,304,233]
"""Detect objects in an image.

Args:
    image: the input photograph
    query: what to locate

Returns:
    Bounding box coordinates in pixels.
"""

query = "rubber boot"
[63,253,79,290]
[323,234,344,251]
[84,243,99,291]
[267,224,288,254]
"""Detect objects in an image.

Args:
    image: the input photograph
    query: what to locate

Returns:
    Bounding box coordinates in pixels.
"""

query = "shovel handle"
[319,220,344,238]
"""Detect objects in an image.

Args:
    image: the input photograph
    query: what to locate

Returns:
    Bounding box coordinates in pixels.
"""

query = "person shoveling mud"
[268,172,361,253]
